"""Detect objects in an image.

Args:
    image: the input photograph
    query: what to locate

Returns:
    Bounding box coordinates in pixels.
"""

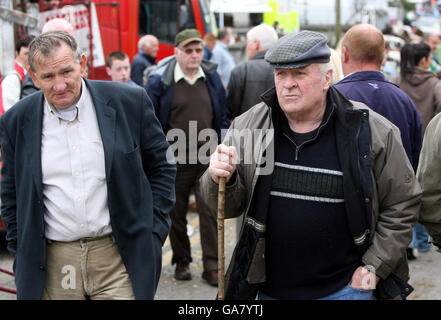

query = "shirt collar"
[174,62,205,85]
[45,78,87,123]
[216,41,228,50]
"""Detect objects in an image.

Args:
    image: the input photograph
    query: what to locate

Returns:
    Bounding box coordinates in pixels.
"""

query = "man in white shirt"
[0,31,176,300]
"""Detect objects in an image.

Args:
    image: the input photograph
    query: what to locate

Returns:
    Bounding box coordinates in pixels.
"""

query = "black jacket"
[226,51,274,120]
[20,73,39,99]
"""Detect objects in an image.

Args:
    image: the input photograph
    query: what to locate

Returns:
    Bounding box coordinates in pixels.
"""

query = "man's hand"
[349,266,380,290]
[208,144,238,184]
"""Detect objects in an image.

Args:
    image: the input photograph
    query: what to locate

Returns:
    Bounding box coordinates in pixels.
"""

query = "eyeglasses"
[178,47,204,55]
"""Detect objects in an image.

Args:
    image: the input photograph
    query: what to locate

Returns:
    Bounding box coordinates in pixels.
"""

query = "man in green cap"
[145,29,229,286]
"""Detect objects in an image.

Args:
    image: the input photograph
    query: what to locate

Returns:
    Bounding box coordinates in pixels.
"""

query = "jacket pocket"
[124,144,140,161]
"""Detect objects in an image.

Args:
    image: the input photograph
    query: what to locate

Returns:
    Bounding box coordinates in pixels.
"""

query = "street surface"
[1,212,440,300]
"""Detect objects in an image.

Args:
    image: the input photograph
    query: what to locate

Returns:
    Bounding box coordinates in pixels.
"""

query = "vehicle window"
[179,0,196,31]
[198,0,212,33]
[139,0,196,45]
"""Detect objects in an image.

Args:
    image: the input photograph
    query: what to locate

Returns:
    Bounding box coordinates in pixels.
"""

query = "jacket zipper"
[283,108,334,161]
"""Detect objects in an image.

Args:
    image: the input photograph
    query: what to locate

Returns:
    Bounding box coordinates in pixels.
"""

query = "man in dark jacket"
[226,24,278,120]
[0,31,176,300]
[146,29,229,287]
[337,24,426,260]
[336,24,422,172]
[131,35,158,86]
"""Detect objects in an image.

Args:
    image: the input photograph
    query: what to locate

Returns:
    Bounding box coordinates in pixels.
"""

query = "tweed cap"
[175,29,203,47]
[265,30,331,69]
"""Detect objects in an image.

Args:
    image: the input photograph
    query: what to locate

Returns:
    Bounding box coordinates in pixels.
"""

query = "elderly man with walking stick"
[201,30,420,300]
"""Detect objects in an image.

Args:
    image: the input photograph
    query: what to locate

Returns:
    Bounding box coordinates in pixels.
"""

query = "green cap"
[175,29,203,47]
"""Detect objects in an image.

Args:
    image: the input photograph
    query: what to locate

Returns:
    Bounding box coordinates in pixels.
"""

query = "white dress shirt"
[41,79,112,241]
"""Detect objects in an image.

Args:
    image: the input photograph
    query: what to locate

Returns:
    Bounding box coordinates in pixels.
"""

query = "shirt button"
[80,224,85,229]
[72,146,77,150]
[75,171,80,176]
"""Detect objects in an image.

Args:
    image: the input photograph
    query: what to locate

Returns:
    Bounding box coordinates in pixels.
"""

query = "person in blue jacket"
[145,29,229,286]
[336,24,422,172]
[336,24,426,260]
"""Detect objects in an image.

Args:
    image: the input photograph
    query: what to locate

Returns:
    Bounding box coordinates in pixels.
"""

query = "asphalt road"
[1,215,441,300]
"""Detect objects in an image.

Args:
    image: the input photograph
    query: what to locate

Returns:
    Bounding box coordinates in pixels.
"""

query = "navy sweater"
[261,106,360,299]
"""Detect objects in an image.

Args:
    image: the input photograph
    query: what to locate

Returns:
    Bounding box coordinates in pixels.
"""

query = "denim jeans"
[409,223,432,252]
[258,285,375,300]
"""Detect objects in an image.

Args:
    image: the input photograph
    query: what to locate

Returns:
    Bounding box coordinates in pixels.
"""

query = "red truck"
[0,0,216,232]
[36,0,216,80]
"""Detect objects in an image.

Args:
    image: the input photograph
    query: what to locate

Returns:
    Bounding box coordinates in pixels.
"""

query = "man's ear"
[106,67,111,77]
[254,39,260,51]
[29,69,41,89]
[341,46,350,64]
[324,68,333,89]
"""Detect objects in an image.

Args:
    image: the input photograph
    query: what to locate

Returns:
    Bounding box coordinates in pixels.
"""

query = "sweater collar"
[141,52,156,64]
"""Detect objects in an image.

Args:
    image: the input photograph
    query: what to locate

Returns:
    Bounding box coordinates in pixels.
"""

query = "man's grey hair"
[138,35,152,50]
[247,24,278,50]
[318,62,333,77]
[28,30,82,73]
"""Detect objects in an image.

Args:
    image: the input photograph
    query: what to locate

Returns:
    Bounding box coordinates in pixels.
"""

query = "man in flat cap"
[146,29,229,286]
[201,30,420,300]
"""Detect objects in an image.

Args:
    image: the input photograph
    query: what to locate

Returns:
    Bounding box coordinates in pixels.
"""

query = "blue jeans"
[409,223,431,252]
[258,285,375,300]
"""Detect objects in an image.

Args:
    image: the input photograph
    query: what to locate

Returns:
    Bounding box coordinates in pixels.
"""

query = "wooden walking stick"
[217,176,226,300]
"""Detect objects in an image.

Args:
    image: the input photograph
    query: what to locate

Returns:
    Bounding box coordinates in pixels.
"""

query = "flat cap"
[265,30,330,69]
[175,29,203,47]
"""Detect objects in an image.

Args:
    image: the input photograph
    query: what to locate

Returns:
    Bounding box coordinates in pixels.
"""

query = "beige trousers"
[42,234,134,300]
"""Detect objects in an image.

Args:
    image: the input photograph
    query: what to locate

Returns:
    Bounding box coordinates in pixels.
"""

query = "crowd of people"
[1,15,441,301]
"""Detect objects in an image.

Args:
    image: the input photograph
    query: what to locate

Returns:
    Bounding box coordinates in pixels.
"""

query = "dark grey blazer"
[0,79,176,299]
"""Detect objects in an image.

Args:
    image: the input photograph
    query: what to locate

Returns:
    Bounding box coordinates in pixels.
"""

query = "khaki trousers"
[42,234,134,300]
